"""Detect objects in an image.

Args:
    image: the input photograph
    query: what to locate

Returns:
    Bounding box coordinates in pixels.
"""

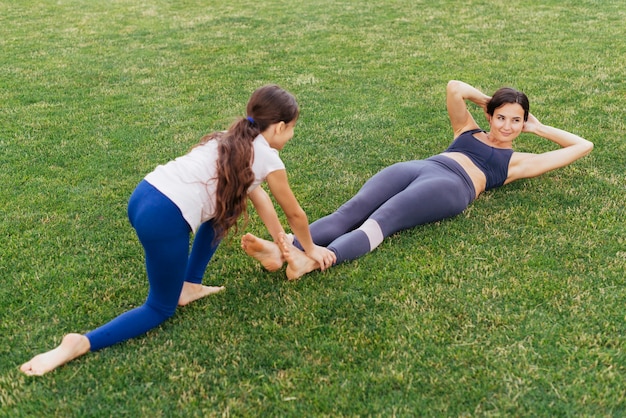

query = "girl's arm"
[248,186,284,242]
[506,113,594,183]
[446,80,491,138]
[264,169,337,269]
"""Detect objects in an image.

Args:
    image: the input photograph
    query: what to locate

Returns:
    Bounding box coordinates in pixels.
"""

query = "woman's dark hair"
[199,85,299,240]
[487,87,530,121]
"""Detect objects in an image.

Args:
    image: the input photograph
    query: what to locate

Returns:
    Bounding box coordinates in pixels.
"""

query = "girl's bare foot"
[178,282,225,306]
[20,333,91,376]
[241,233,284,271]
[278,233,320,280]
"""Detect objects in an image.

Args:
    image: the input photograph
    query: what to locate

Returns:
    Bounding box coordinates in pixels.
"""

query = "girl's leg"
[179,220,225,306]
[86,181,191,351]
[19,180,191,374]
[184,220,220,284]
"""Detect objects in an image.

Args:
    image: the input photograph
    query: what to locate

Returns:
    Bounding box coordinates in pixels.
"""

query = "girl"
[20,85,336,375]
[242,80,594,279]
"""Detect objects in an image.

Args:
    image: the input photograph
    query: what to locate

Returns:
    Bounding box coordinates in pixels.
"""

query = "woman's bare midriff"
[438,152,486,198]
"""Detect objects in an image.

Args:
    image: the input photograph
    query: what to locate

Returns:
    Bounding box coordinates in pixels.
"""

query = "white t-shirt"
[144,134,284,232]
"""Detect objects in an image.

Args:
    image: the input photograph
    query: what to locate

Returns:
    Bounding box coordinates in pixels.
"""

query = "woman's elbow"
[581,139,594,156]
[447,80,461,93]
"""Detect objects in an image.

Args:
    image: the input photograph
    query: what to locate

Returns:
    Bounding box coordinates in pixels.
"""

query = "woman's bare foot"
[20,333,91,376]
[178,282,225,306]
[278,233,320,281]
[241,233,284,271]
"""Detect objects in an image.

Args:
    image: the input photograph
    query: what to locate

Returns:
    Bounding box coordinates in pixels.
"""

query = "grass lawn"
[1,0,624,416]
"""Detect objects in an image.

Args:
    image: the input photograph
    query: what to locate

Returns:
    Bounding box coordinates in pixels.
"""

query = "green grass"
[1,0,625,416]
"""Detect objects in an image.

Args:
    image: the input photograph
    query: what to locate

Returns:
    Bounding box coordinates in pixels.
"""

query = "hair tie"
[246,116,255,124]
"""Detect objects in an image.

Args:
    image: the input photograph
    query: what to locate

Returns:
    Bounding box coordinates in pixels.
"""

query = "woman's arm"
[264,169,336,269]
[446,80,491,137]
[506,113,594,183]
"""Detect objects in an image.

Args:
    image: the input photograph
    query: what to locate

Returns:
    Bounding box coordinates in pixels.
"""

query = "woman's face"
[488,103,525,144]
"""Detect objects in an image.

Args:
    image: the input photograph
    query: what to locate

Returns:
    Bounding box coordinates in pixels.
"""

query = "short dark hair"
[487,87,530,121]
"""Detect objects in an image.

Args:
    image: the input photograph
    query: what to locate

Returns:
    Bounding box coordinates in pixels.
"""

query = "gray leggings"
[295,155,476,264]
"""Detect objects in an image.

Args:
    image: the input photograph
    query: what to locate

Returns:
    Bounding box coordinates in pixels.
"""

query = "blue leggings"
[85,180,220,351]
[295,155,475,264]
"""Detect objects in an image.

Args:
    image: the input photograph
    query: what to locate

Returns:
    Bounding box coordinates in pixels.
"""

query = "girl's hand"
[306,245,337,271]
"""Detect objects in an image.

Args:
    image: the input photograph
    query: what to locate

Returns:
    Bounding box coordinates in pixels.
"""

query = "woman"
[242,80,593,280]
[20,85,336,376]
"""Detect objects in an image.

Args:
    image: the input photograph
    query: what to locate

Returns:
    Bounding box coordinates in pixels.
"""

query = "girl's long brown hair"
[199,85,299,240]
